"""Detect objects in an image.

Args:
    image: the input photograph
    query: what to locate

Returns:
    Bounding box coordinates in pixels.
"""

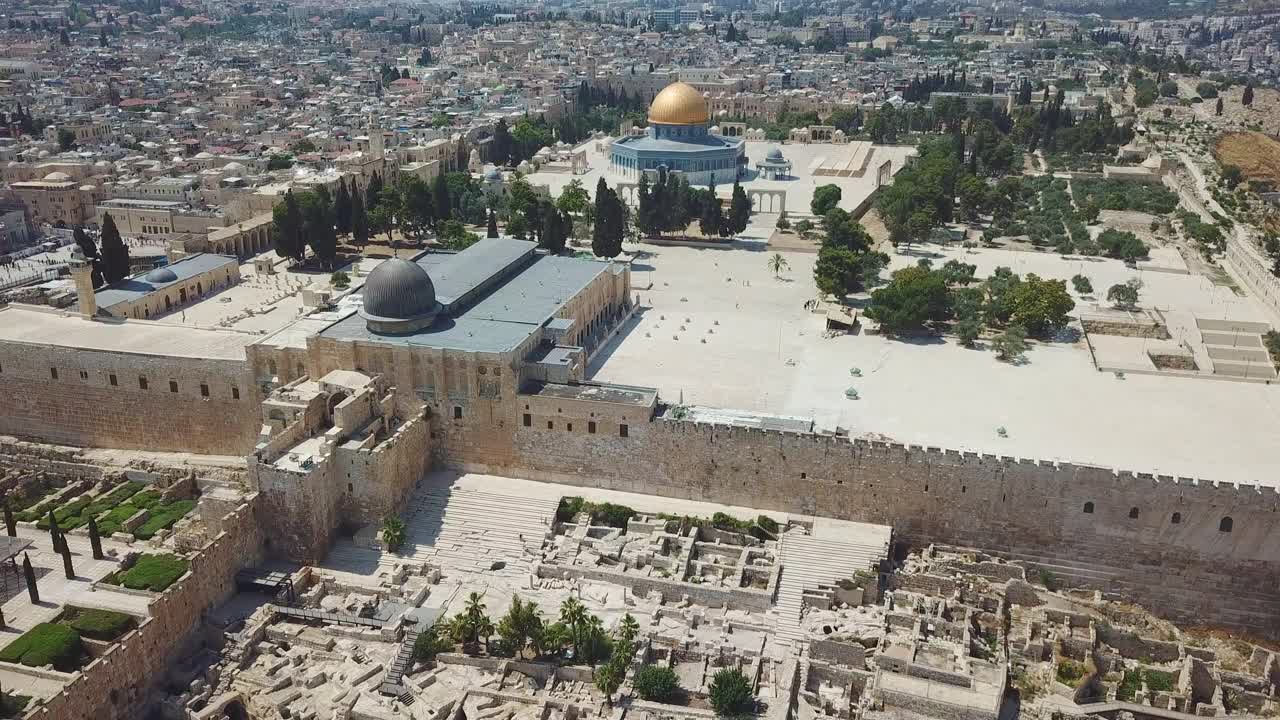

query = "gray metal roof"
[323,244,609,354]
[420,237,535,311]
[94,253,238,310]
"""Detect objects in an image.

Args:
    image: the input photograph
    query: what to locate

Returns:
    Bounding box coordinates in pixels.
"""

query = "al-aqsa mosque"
[609,81,746,185]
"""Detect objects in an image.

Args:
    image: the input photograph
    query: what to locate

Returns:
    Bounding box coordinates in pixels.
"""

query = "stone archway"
[876,159,893,188]
[327,392,349,418]
[747,188,786,215]
[615,182,640,208]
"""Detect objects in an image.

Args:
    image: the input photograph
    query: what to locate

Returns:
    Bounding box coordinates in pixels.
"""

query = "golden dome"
[648,82,709,125]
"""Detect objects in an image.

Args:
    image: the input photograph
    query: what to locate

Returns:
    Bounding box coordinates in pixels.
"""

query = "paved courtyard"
[588,242,1280,484]
[522,138,917,220]
[0,527,148,700]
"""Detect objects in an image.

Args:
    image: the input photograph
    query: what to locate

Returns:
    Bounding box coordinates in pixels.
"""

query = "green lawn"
[0,623,83,672]
[62,607,136,642]
[114,553,190,592]
[133,499,196,539]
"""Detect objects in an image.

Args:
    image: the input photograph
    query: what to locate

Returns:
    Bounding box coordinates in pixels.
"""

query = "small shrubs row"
[114,553,190,591]
[556,497,635,529]
[0,623,83,672]
[1116,667,1175,700]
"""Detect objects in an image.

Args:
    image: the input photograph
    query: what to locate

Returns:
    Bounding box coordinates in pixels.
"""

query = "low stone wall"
[534,562,773,613]
[1081,318,1170,340]
[809,639,866,669]
[26,495,264,720]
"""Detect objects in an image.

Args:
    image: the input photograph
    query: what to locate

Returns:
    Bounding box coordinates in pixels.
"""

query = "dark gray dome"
[360,258,441,333]
[766,146,784,160]
[144,266,178,284]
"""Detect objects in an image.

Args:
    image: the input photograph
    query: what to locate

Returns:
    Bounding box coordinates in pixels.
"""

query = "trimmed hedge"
[133,499,195,539]
[64,608,136,642]
[0,623,83,672]
[115,553,189,591]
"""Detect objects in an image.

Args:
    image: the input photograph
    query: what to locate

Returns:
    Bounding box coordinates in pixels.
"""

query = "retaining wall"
[455,415,1280,636]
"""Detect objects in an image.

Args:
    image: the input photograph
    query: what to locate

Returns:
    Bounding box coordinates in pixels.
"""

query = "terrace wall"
[26,496,264,720]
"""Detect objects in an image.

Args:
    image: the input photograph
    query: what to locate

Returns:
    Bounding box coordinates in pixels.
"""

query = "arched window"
[1083,502,1094,514]
[1219,517,1233,533]
[1128,507,1139,519]
[1171,512,1182,524]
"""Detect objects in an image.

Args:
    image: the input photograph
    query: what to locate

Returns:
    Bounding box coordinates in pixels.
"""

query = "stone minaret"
[368,114,384,160]
[69,248,96,319]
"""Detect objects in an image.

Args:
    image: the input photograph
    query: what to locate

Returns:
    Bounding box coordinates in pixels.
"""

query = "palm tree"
[768,252,790,278]
[559,597,587,658]
[583,615,607,666]
[618,613,640,644]
[381,517,406,552]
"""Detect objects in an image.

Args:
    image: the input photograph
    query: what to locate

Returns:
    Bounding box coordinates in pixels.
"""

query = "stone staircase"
[772,531,888,649]
[379,624,421,698]
[397,485,560,579]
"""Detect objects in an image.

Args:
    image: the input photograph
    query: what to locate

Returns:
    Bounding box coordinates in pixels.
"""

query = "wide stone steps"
[393,487,558,579]
[772,533,888,650]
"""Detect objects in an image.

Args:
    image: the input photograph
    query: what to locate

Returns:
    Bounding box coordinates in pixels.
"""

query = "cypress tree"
[728,181,751,236]
[432,174,451,225]
[334,179,353,236]
[352,188,369,246]
[98,213,130,283]
[487,208,499,238]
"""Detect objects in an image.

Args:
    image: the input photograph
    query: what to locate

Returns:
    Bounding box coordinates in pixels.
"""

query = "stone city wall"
[0,342,258,455]
[468,416,1280,636]
[28,496,264,720]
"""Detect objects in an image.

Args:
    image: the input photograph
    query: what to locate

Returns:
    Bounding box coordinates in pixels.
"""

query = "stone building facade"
[0,305,260,455]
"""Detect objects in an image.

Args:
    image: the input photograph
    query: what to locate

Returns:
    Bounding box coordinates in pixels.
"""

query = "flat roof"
[0,305,255,361]
[419,237,535,310]
[94,252,238,308]
[321,244,609,354]
[521,381,658,407]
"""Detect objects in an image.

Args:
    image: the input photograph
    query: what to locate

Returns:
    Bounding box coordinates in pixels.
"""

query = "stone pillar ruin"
[3,504,13,537]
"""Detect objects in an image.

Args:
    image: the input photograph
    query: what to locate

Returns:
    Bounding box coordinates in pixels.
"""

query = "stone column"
[3,503,14,537]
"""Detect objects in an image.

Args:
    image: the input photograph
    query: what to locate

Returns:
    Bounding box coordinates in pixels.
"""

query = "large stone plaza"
[0,75,1279,720]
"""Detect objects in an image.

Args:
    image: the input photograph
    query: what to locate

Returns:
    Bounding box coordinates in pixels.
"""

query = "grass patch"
[0,693,31,718]
[1056,659,1088,686]
[114,553,189,591]
[95,504,143,536]
[0,623,83,672]
[62,607,136,642]
[129,490,162,510]
[1116,667,1175,699]
[133,499,195,539]
[35,495,91,529]
[78,482,144,519]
